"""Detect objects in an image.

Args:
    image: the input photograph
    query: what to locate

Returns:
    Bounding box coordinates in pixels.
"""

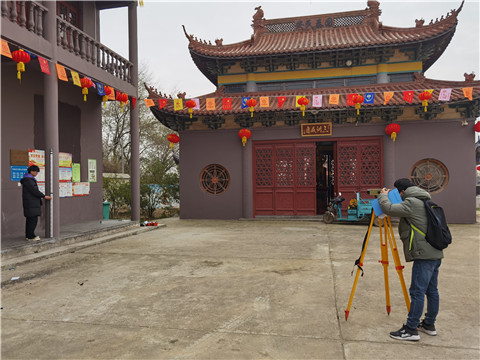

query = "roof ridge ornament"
[252,5,267,36]
[365,0,381,30]
[464,72,476,82]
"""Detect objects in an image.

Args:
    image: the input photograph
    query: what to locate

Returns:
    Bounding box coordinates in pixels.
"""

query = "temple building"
[147,1,479,223]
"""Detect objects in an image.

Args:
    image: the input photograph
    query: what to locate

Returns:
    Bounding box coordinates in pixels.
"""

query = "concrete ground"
[1,218,479,359]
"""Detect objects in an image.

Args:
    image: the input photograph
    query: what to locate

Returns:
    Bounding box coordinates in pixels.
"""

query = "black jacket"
[20,175,45,217]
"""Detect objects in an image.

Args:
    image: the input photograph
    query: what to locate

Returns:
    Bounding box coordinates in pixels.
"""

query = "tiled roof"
[146,74,479,117]
[185,1,462,58]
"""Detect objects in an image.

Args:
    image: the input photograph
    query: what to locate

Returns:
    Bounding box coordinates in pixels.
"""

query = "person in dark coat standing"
[20,165,51,241]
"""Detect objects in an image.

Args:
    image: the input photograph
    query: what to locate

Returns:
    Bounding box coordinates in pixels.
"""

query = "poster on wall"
[36,167,46,182]
[72,163,81,182]
[59,167,73,182]
[59,152,73,168]
[11,165,28,181]
[38,183,46,194]
[10,149,29,166]
[28,149,45,166]
[59,182,73,197]
[88,159,97,182]
[73,182,90,196]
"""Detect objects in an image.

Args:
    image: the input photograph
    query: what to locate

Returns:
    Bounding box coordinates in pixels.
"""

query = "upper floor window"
[57,1,80,28]
[389,73,414,83]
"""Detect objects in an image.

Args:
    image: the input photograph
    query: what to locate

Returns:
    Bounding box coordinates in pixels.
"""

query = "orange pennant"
[329,94,339,105]
[1,39,12,58]
[56,63,68,81]
[260,96,269,108]
[463,87,473,101]
[206,98,216,110]
[144,99,154,107]
[384,92,394,105]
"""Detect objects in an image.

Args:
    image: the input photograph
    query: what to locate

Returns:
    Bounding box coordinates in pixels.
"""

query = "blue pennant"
[241,97,251,109]
[96,82,105,96]
[364,93,375,104]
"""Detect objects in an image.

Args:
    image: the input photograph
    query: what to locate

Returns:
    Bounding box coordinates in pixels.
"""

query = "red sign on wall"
[300,123,332,137]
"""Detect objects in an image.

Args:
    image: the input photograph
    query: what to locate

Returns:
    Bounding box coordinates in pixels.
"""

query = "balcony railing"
[1,1,133,85]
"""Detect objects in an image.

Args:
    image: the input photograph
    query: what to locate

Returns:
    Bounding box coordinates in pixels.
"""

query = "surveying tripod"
[345,211,410,320]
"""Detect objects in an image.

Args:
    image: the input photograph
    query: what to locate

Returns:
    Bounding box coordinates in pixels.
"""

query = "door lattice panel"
[255,148,273,187]
[296,146,315,187]
[360,144,381,186]
[275,148,294,187]
[338,145,358,186]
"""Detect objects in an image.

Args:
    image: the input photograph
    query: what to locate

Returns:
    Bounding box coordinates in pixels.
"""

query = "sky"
[99,0,480,98]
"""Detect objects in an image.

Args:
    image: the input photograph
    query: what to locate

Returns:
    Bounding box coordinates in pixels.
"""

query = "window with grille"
[200,164,230,195]
[389,73,414,83]
[410,159,449,194]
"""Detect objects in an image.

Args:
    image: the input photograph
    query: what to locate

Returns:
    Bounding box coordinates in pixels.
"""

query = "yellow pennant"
[295,95,305,107]
[260,96,269,108]
[174,98,183,111]
[70,70,81,87]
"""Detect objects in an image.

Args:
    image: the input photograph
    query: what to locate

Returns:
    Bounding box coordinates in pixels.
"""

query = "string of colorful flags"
[2,37,475,116]
[144,86,475,113]
[1,38,136,110]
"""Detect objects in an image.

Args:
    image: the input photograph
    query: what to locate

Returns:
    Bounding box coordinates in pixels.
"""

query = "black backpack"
[423,199,452,250]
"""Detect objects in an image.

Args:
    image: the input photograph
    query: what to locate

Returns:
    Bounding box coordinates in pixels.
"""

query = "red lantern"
[385,123,401,142]
[245,98,257,117]
[185,99,196,119]
[117,92,128,112]
[352,94,364,115]
[167,133,180,150]
[11,49,31,83]
[473,121,480,133]
[297,97,309,117]
[419,91,432,112]
[80,77,93,102]
[103,86,112,107]
[238,128,252,147]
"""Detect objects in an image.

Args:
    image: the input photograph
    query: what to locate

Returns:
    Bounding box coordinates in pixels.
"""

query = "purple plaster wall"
[1,64,104,238]
[179,119,476,223]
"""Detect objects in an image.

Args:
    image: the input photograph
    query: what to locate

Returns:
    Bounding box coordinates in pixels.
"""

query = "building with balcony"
[1,1,140,239]
[147,1,479,223]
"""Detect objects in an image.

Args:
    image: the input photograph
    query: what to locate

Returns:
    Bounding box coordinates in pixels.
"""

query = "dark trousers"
[25,216,38,239]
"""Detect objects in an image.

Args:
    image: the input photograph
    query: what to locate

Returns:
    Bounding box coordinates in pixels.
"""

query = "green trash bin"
[103,202,110,220]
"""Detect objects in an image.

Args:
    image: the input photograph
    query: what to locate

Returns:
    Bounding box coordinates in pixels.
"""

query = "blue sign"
[11,166,28,181]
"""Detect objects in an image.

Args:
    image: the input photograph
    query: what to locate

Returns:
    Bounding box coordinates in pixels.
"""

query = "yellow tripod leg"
[378,217,391,315]
[385,216,410,311]
[345,211,375,320]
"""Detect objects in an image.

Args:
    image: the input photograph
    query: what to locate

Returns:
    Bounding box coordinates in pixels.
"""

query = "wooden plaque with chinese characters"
[301,123,332,137]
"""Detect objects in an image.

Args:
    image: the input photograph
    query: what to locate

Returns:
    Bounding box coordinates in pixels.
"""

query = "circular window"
[200,164,230,195]
[410,159,449,194]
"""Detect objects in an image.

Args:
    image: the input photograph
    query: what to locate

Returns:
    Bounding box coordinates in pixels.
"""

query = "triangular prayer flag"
[144,99,154,107]
[312,95,323,108]
[158,99,168,109]
[260,96,269,108]
[403,91,414,103]
[463,87,473,101]
[70,70,81,87]
[206,98,216,110]
[347,94,356,106]
[277,96,286,108]
[1,39,12,58]
[384,92,394,105]
[37,56,50,75]
[438,88,452,101]
[107,87,115,100]
[56,63,68,81]
[132,97,137,109]
[174,98,183,111]
[222,98,232,110]
[425,89,434,94]
[329,94,339,105]
[241,97,251,109]
[364,93,375,104]
[96,82,105,96]
[192,98,200,110]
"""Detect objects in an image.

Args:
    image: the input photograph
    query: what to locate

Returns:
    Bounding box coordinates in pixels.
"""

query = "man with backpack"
[378,178,445,341]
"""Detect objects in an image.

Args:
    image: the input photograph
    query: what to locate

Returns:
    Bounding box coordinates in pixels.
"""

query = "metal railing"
[1,1,134,85]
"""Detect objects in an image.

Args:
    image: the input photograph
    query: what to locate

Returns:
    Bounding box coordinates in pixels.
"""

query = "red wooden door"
[335,138,383,210]
[254,141,316,216]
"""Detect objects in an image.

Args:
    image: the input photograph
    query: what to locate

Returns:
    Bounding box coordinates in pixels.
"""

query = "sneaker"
[390,324,420,341]
[417,320,437,336]
[26,236,41,242]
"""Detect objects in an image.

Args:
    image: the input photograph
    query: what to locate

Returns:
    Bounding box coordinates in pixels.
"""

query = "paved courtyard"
[2,218,479,359]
